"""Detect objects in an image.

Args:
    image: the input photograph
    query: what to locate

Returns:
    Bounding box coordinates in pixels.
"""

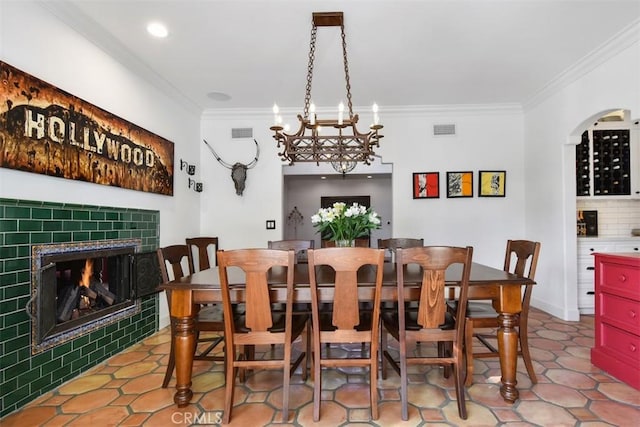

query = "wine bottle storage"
[576,131,591,196]
[592,129,631,196]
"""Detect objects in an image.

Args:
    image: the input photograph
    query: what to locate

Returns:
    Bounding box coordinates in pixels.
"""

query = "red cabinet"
[591,253,640,390]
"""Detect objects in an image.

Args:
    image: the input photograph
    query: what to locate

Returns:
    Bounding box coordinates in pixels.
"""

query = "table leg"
[173,315,196,407]
[497,312,519,403]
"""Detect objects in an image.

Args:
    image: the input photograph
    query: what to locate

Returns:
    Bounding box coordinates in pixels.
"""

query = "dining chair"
[267,239,314,263]
[185,237,219,272]
[462,239,541,386]
[381,246,473,420]
[157,244,225,388]
[217,248,308,424]
[378,237,424,251]
[307,247,385,421]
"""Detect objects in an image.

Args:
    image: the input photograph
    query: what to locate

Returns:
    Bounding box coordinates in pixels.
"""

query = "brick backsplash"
[577,199,640,237]
[0,198,160,418]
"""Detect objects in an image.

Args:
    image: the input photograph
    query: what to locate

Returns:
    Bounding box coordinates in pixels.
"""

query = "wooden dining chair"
[307,247,385,421]
[378,237,424,251]
[462,240,541,386]
[268,239,314,263]
[185,237,219,272]
[217,248,308,424]
[381,246,473,420]
[157,244,225,388]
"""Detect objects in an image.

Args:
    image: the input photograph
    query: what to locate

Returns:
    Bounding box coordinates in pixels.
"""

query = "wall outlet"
[266,220,276,230]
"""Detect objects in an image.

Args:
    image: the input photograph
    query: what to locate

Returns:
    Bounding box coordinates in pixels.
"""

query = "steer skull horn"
[203,139,259,196]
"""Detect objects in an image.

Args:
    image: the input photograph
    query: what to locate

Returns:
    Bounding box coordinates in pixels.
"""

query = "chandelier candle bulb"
[272,103,279,124]
[338,102,344,125]
[309,103,316,125]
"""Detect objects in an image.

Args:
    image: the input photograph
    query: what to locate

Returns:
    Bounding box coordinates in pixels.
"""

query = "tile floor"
[2,308,640,426]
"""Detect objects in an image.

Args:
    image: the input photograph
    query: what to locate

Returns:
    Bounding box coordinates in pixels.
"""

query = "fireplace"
[30,239,160,354]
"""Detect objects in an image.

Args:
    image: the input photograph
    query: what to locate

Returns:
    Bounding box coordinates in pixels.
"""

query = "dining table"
[160,261,535,408]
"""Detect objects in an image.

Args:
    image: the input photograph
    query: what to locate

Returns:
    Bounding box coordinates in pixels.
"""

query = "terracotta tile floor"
[3,308,640,426]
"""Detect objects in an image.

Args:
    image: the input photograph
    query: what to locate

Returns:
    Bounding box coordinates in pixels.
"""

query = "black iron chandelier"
[270,11,383,175]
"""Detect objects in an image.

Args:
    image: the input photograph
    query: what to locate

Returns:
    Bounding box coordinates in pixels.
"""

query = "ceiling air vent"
[433,124,456,136]
[231,128,253,139]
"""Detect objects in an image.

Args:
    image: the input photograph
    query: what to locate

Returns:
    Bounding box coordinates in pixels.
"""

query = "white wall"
[523,35,640,320]
[0,2,203,327]
[201,106,527,269]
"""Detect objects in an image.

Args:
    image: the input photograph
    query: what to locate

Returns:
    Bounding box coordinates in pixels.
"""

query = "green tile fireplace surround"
[0,198,160,418]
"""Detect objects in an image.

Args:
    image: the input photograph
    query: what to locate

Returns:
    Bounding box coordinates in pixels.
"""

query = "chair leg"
[313,339,322,422]
[399,339,409,421]
[380,327,388,380]
[519,325,538,384]
[223,347,237,424]
[282,341,291,422]
[464,318,474,386]
[162,328,176,388]
[453,344,467,420]
[370,349,379,420]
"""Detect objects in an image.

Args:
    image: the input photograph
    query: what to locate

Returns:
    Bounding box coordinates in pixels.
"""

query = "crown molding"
[524,18,640,111]
[37,1,202,115]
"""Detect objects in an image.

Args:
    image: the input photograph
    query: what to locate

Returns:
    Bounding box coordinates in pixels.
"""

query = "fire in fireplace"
[29,239,160,354]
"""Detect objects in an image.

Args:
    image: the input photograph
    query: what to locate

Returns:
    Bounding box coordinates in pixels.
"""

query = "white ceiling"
[40,0,640,113]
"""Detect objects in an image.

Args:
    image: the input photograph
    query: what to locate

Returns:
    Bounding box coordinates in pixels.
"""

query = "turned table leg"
[497,312,519,403]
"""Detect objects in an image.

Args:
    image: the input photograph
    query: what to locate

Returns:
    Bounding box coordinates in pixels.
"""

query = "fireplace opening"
[30,239,160,354]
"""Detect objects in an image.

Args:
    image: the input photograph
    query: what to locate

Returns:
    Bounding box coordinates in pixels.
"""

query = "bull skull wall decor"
[203,139,259,196]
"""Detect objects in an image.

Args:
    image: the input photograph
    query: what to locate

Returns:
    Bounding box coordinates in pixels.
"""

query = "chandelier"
[270,11,383,175]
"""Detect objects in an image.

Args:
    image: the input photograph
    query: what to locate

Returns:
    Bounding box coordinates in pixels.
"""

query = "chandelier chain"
[304,24,317,119]
[341,24,354,118]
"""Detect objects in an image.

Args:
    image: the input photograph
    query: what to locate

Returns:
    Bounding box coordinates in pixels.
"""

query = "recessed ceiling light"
[147,22,168,38]
[207,91,232,101]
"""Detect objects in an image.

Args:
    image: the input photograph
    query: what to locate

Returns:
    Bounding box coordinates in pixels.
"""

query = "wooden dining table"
[160,261,534,407]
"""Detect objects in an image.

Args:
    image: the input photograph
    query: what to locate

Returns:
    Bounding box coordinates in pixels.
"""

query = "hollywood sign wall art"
[0,61,174,195]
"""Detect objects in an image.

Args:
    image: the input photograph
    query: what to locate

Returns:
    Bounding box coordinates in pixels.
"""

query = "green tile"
[52,209,72,220]
[90,231,105,240]
[72,210,90,220]
[52,232,72,243]
[31,208,52,219]
[18,220,42,232]
[105,212,119,221]
[90,211,106,221]
[0,246,17,259]
[104,231,118,239]
[0,219,18,232]
[63,222,81,231]
[5,258,29,272]
[31,233,53,244]
[5,233,29,245]
[72,232,90,241]
[5,207,30,219]
[16,245,29,257]
[43,221,63,232]
[81,221,98,231]
[98,222,113,231]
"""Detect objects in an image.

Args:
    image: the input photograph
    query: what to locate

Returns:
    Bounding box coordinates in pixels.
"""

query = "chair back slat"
[157,245,190,283]
[245,270,274,331]
[398,246,473,335]
[186,237,218,272]
[333,270,361,330]
[418,269,447,328]
[504,239,540,280]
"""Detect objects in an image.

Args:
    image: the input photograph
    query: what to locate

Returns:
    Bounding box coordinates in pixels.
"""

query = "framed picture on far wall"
[446,171,473,198]
[413,172,440,199]
[479,170,506,197]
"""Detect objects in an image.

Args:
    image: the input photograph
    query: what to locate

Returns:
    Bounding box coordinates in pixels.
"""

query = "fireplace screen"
[30,239,160,353]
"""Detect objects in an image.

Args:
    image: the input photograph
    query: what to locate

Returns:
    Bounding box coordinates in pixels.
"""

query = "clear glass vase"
[334,239,355,247]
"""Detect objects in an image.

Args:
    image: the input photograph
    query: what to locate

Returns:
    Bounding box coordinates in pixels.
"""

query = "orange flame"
[80,259,93,287]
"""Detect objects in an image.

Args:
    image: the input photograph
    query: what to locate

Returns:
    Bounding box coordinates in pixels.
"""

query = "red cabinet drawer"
[597,323,640,365]
[600,294,640,334]
[600,261,640,299]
